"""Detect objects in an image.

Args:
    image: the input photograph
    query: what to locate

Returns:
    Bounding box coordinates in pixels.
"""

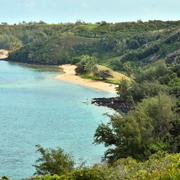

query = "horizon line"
[1,19,180,25]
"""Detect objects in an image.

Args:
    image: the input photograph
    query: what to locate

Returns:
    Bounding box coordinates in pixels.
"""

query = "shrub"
[33,145,75,176]
[94,70,112,80]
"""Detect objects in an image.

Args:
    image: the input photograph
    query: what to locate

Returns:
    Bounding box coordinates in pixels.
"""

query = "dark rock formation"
[92,97,134,113]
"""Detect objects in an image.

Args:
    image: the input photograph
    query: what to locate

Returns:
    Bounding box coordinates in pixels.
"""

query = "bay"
[0,61,113,179]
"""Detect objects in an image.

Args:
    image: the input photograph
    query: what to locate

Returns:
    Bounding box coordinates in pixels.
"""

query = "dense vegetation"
[0,20,179,179]
[0,20,178,74]
[23,149,180,180]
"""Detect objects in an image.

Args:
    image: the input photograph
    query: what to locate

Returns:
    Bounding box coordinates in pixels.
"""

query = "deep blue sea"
[0,61,114,179]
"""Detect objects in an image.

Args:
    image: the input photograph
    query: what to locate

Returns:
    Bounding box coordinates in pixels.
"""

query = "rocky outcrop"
[92,97,134,113]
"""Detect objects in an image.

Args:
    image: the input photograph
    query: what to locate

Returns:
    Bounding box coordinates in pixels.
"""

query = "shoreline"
[55,64,117,94]
[0,49,9,59]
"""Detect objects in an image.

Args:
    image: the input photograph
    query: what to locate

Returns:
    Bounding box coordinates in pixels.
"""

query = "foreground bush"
[26,152,180,180]
[112,152,180,179]
[33,145,75,176]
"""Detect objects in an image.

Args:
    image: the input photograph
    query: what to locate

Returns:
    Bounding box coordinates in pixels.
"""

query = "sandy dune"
[55,64,117,93]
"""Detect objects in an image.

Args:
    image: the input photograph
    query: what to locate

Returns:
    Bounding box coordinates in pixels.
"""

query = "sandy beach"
[0,49,8,59]
[55,64,117,93]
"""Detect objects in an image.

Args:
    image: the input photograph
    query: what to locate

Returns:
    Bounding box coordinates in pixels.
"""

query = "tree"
[94,94,178,162]
[33,145,75,176]
[94,70,112,80]
[116,79,131,99]
[0,35,22,51]
[136,61,169,83]
[75,55,97,74]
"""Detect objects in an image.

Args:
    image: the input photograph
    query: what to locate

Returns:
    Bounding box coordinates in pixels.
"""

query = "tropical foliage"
[24,152,180,180]
[0,20,179,179]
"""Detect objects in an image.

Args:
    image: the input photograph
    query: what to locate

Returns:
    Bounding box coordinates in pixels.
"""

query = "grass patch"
[96,64,130,84]
[79,24,98,31]
[80,64,130,85]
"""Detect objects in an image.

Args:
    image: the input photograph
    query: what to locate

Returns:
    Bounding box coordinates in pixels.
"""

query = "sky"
[0,0,180,23]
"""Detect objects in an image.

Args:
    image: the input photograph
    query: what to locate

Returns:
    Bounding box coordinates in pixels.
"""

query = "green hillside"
[0,20,178,76]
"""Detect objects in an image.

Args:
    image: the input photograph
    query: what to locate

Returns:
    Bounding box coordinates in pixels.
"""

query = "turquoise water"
[0,61,113,179]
